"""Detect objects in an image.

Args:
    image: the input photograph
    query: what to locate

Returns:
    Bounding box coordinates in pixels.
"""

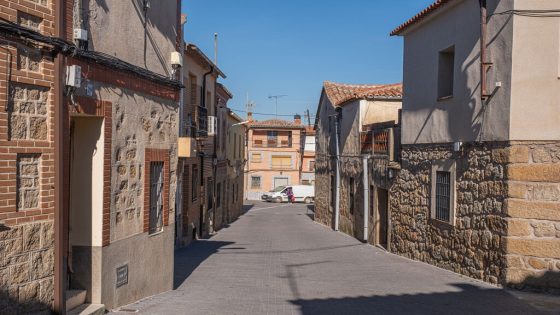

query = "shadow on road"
[306,204,315,221]
[174,240,235,289]
[290,283,549,315]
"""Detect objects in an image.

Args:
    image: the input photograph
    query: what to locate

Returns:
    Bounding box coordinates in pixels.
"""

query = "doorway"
[375,188,389,249]
[68,116,104,303]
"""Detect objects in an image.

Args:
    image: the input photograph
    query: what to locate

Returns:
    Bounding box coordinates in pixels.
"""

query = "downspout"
[334,107,341,231]
[362,154,369,242]
[479,0,491,100]
[199,66,213,234]
[54,0,66,312]
[176,12,186,246]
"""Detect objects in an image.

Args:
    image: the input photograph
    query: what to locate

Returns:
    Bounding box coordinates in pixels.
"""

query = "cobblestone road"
[110,202,555,315]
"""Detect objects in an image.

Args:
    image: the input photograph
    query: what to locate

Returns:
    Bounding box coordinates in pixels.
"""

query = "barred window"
[251,176,261,189]
[149,162,164,234]
[435,171,451,222]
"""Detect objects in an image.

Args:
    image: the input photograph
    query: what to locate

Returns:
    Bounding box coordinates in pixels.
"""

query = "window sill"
[149,229,164,237]
[437,95,453,102]
[429,218,455,229]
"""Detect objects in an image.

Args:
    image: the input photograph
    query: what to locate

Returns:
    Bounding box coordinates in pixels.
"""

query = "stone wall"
[504,142,560,292]
[314,155,333,229]
[9,83,49,141]
[0,221,54,314]
[390,143,508,285]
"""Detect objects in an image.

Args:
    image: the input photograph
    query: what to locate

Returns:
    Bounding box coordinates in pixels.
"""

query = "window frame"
[251,152,262,163]
[437,45,455,100]
[430,160,456,226]
[250,176,261,189]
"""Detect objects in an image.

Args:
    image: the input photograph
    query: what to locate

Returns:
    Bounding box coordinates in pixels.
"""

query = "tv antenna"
[268,94,287,118]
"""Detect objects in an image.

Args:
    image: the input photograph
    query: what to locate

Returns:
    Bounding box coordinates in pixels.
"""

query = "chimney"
[294,114,301,125]
[247,111,253,122]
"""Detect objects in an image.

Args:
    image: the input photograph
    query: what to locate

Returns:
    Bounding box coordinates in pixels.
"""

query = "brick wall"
[0,0,56,312]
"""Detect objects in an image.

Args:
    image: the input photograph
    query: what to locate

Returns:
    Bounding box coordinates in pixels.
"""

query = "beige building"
[177,44,225,245]
[245,115,305,200]
[314,81,402,246]
[391,0,560,290]
[226,111,247,222]
[300,126,316,186]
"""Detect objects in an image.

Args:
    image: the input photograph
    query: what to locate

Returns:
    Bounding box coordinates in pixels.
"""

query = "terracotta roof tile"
[323,81,402,107]
[249,119,304,129]
[390,0,454,36]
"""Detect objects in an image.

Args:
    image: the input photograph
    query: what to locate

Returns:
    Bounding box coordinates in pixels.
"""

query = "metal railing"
[361,126,400,161]
[252,140,292,148]
[197,105,208,137]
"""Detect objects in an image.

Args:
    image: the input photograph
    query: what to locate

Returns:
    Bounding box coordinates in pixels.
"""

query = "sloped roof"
[249,119,304,129]
[390,0,454,36]
[323,81,402,107]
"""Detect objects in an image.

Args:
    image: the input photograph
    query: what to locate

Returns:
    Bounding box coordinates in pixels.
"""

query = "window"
[430,161,456,225]
[192,165,198,201]
[271,155,291,169]
[149,162,164,234]
[251,176,261,189]
[309,160,315,172]
[435,172,451,222]
[267,131,278,147]
[251,153,262,163]
[217,182,222,208]
[302,179,310,185]
[438,46,455,99]
[349,178,355,215]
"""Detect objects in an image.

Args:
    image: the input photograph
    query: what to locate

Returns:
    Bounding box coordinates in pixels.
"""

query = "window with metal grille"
[435,171,451,222]
[149,162,164,234]
[251,176,261,189]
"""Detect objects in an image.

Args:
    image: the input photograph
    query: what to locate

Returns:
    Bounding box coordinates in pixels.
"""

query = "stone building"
[314,81,402,247]
[1,0,183,312]
[245,115,305,200]
[0,1,57,313]
[390,0,560,290]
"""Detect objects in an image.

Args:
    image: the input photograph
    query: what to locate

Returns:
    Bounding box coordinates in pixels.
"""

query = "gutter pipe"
[334,108,341,231]
[362,155,370,242]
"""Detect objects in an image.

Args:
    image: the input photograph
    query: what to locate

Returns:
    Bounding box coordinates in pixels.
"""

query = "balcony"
[361,125,400,161]
[197,105,208,137]
[252,139,292,148]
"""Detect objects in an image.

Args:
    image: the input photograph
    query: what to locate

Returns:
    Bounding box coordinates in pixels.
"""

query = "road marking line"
[250,204,291,212]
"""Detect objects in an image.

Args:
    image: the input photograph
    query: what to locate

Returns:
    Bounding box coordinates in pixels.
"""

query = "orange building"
[245,115,305,200]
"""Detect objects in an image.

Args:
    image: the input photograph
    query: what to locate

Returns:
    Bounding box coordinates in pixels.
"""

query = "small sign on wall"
[116,264,128,288]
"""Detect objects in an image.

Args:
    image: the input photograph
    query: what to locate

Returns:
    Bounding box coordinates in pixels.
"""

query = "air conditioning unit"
[208,116,217,136]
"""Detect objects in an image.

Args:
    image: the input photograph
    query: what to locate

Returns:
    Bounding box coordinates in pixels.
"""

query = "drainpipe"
[362,154,369,242]
[54,0,66,312]
[334,107,342,231]
[479,0,490,100]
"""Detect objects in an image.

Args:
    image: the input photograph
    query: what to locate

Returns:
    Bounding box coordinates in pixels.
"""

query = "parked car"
[263,185,314,204]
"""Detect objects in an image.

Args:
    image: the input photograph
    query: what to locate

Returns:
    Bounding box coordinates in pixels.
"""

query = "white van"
[262,185,315,204]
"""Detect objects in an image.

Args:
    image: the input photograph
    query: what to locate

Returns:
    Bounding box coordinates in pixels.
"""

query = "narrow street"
[110,202,551,315]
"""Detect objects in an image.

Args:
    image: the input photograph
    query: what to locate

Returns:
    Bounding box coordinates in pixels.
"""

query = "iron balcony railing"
[361,126,401,161]
[252,139,292,148]
[197,105,208,137]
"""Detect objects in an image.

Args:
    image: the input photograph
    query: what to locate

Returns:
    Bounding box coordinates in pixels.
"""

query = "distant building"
[300,127,316,186]
[226,111,247,221]
[391,0,560,290]
[314,81,402,246]
[245,115,305,200]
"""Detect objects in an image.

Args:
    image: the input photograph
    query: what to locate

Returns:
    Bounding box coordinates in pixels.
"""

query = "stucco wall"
[360,100,402,129]
[401,0,514,144]
[509,0,560,140]
[83,0,178,77]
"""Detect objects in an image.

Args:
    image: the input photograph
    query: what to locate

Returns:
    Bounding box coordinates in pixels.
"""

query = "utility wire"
[491,9,560,17]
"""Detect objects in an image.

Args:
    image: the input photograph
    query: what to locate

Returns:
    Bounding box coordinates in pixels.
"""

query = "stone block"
[532,147,552,163]
[0,226,22,241]
[10,114,28,139]
[31,249,53,280]
[40,222,54,248]
[507,219,532,237]
[505,255,525,269]
[18,281,39,303]
[506,238,560,259]
[508,164,560,182]
[531,222,557,237]
[507,199,560,221]
[527,258,548,270]
[29,117,47,140]
[0,268,9,287]
[4,237,23,258]
[508,182,527,199]
[11,263,30,284]
[39,278,53,304]
[492,146,529,164]
[23,224,41,251]
[505,268,537,284]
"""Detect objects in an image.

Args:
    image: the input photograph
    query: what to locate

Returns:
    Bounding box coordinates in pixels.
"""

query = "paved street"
[110,202,554,315]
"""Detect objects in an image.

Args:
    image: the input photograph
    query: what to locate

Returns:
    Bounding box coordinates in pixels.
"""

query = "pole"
[334,109,341,231]
[362,155,369,242]
[214,33,218,66]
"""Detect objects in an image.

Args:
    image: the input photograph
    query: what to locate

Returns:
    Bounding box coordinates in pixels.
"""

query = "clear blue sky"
[181,0,435,122]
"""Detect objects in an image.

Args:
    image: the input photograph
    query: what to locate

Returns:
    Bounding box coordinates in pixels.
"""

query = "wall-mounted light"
[453,141,463,152]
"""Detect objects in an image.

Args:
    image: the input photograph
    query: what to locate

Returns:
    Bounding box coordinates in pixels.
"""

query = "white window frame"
[430,160,457,226]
